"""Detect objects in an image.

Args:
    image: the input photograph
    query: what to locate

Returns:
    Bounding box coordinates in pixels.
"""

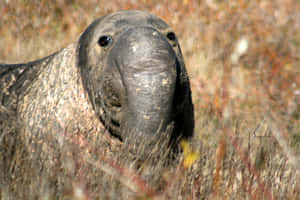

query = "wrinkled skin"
[78,10,194,147]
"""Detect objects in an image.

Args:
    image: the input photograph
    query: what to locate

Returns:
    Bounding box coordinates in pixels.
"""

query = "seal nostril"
[98,35,113,47]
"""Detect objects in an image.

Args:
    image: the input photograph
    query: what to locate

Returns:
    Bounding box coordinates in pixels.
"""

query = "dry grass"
[0,0,299,199]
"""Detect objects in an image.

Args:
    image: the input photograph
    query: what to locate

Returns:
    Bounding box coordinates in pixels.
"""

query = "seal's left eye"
[98,36,113,47]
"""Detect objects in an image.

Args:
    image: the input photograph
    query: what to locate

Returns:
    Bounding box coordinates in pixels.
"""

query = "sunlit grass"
[0,0,299,199]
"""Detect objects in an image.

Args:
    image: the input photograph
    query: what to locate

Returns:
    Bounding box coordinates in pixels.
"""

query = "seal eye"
[166,32,176,41]
[98,35,113,47]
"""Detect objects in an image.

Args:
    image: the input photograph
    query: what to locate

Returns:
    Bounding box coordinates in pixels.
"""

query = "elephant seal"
[0,10,194,198]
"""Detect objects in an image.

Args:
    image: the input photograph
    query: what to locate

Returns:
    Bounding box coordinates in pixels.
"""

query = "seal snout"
[105,26,179,142]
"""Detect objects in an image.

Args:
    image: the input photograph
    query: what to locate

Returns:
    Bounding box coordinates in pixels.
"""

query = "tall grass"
[0,0,299,199]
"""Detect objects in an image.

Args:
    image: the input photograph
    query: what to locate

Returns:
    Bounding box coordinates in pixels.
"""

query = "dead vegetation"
[0,0,299,199]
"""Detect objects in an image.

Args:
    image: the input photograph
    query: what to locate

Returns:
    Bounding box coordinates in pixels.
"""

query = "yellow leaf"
[181,140,191,155]
[183,152,199,168]
[181,140,199,168]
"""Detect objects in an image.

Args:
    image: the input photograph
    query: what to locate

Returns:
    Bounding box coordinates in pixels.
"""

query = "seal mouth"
[96,82,123,139]
[100,101,122,139]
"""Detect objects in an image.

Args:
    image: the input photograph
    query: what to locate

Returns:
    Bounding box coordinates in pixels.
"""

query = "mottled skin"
[0,10,194,198]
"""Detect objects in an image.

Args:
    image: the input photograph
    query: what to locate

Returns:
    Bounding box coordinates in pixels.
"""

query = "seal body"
[0,10,194,199]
